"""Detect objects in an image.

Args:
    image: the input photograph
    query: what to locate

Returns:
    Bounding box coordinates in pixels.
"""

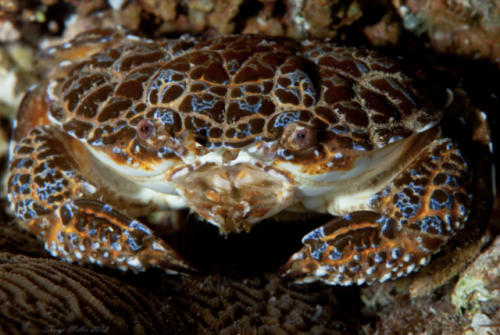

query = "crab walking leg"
[7,125,194,274]
[41,27,141,64]
[280,138,473,285]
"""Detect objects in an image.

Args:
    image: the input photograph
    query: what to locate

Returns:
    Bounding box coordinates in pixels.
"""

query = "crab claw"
[46,199,199,275]
[278,211,440,286]
[280,139,473,286]
[132,233,201,276]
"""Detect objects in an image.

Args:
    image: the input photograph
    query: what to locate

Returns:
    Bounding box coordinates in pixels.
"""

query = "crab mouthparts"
[172,163,295,233]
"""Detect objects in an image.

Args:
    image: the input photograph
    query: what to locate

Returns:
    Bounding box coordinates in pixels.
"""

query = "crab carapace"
[7,28,473,286]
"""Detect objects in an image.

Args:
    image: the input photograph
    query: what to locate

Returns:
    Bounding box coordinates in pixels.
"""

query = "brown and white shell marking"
[7,28,473,286]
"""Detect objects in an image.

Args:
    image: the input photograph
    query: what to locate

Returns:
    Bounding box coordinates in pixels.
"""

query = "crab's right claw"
[8,125,198,276]
[52,199,200,275]
[280,139,473,286]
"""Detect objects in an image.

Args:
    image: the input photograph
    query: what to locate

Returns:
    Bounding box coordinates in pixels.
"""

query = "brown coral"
[0,223,49,258]
[10,0,374,39]
[163,274,361,334]
[283,0,363,39]
[0,253,182,335]
[451,235,500,332]
[394,0,500,68]
[362,281,461,335]
[363,244,500,335]
[0,250,363,334]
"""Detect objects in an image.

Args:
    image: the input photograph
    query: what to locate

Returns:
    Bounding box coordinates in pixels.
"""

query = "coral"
[362,13,401,46]
[0,19,21,42]
[0,252,184,335]
[452,236,500,308]
[0,45,34,111]
[363,236,500,334]
[394,0,500,68]
[368,287,461,334]
[2,0,377,41]
[0,251,363,334]
[451,235,500,333]
[137,0,177,22]
[283,0,363,39]
[0,0,20,12]
[241,1,285,37]
[161,273,362,334]
[0,223,49,258]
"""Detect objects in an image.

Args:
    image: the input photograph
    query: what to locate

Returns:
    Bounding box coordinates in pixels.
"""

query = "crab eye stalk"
[137,119,154,140]
[136,118,172,147]
[282,123,317,151]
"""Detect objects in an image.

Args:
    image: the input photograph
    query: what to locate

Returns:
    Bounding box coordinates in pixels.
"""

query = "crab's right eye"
[137,119,154,140]
[282,123,317,151]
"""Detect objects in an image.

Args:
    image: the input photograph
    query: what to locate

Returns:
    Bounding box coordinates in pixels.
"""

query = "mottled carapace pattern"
[7,28,472,286]
[45,28,444,171]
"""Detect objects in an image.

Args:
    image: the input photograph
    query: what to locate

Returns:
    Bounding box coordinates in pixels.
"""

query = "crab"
[7,28,478,286]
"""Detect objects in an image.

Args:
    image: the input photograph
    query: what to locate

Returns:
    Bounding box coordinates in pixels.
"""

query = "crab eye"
[282,123,316,151]
[137,119,154,140]
[294,127,315,149]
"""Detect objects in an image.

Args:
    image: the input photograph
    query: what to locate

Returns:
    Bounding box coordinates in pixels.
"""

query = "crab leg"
[280,138,472,285]
[7,125,195,274]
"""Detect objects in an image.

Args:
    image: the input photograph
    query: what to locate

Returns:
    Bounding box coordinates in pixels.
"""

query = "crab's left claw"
[280,138,473,285]
[279,211,444,285]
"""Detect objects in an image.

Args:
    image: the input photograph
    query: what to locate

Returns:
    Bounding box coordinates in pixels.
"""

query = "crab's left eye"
[137,119,154,140]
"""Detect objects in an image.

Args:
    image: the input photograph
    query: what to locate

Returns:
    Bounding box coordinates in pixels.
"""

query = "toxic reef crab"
[7,28,478,286]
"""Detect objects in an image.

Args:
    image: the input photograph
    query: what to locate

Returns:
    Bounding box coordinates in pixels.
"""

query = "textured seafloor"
[1,1,500,334]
